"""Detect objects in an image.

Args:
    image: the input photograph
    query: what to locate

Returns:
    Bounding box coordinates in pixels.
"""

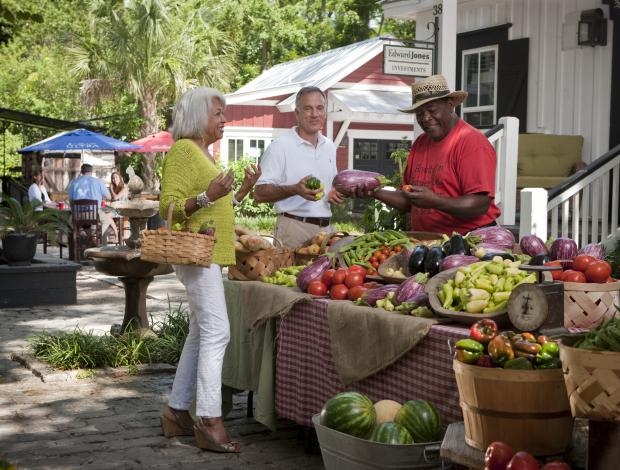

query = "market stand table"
[221,279,469,430]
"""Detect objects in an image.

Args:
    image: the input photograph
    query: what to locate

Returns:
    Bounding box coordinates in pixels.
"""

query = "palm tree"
[68,0,237,190]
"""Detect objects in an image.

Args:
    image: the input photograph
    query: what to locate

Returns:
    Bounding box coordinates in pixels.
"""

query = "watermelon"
[373,399,402,424]
[369,421,413,445]
[320,391,376,438]
[394,399,443,442]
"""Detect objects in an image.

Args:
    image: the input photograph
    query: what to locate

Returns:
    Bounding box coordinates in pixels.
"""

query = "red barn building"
[222,38,420,178]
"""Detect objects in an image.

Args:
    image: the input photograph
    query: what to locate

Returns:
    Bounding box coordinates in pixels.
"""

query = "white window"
[461,45,497,128]
[228,139,244,162]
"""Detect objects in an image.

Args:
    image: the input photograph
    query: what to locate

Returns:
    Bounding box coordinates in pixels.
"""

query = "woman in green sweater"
[158,87,260,453]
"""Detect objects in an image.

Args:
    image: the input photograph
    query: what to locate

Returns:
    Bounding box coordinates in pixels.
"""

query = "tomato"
[561,269,586,283]
[307,280,327,296]
[572,254,596,272]
[544,260,564,280]
[348,265,367,277]
[347,285,368,301]
[506,451,540,470]
[344,272,365,288]
[321,269,336,288]
[540,461,572,470]
[484,441,514,470]
[584,260,613,283]
[378,253,388,263]
[330,283,349,300]
[332,267,349,285]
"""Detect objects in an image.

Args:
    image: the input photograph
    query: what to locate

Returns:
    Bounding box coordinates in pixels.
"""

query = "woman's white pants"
[167,263,230,418]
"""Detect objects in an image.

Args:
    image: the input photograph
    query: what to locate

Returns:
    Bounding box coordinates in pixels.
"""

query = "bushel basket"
[559,339,620,421]
[228,235,295,281]
[140,203,215,267]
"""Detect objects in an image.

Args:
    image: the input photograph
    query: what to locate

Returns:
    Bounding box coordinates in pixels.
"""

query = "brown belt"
[281,212,331,227]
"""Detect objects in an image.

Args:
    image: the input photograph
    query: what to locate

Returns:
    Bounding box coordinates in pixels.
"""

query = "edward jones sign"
[383,45,433,77]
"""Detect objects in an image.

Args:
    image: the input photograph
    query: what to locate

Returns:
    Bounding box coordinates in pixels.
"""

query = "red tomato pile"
[484,441,572,470]
[545,254,613,283]
[367,244,404,274]
[309,265,373,301]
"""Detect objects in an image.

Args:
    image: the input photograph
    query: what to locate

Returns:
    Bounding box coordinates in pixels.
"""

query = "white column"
[438,0,457,87]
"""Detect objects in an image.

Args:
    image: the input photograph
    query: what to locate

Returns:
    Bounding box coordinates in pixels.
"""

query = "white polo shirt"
[257,127,337,218]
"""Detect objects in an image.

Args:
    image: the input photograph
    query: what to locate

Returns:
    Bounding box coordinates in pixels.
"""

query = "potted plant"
[0,197,70,266]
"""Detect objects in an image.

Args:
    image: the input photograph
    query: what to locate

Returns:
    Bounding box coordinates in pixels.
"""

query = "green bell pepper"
[454,338,484,364]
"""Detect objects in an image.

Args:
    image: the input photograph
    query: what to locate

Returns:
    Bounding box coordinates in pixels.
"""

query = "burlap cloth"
[326,301,437,385]
[234,281,312,330]
[231,280,437,387]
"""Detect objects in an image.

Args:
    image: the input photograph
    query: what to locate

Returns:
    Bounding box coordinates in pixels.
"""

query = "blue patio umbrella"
[18,128,141,153]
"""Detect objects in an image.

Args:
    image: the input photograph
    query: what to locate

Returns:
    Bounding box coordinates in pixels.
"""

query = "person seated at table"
[28,169,56,211]
[67,163,118,244]
[110,170,129,202]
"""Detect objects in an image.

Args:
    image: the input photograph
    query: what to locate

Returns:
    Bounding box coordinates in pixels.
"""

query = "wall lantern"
[578,8,608,47]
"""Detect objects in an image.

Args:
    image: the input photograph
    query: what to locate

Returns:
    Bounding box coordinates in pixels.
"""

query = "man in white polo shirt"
[254,86,345,247]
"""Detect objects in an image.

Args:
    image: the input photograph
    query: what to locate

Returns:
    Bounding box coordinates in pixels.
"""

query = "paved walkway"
[0,246,324,469]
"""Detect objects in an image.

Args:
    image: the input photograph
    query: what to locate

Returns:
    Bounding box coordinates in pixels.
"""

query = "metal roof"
[329,89,411,116]
[226,37,406,107]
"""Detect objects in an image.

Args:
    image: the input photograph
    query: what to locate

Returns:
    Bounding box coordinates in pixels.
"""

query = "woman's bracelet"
[196,191,214,208]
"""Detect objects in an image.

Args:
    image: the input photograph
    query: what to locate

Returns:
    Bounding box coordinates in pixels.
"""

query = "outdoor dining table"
[220,279,470,431]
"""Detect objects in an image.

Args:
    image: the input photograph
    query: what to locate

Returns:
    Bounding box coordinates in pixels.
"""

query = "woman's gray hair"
[169,87,226,141]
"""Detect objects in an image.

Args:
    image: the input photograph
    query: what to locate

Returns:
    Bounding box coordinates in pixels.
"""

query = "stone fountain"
[85,173,173,336]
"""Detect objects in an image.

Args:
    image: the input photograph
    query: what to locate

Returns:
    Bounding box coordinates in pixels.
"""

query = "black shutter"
[498,38,529,133]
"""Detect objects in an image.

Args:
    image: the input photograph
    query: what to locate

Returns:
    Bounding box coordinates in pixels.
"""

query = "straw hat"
[399,75,468,113]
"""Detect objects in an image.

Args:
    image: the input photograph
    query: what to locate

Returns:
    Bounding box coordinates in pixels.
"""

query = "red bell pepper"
[469,319,499,344]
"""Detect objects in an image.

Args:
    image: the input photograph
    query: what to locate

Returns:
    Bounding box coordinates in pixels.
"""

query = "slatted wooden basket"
[140,203,215,267]
[559,340,620,421]
[228,235,295,281]
[563,280,620,328]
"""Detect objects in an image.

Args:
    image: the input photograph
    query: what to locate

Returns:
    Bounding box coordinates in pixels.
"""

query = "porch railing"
[519,145,620,245]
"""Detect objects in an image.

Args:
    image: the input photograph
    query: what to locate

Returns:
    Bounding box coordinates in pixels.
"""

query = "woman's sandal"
[194,419,241,453]
[160,406,195,438]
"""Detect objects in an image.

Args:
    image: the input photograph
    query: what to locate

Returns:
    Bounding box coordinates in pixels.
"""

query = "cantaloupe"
[373,399,402,424]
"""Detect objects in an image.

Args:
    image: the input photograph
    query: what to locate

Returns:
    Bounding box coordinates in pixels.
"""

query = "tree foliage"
[0,0,416,182]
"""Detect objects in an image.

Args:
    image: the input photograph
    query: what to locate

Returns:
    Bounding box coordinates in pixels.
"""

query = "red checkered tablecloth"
[275,299,470,428]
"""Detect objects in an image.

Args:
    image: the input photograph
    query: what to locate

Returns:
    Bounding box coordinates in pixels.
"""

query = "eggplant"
[481,252,515,261]
[529,253,551,266]
[519,235,548,257]
[549,237,578,263]
[423,245,445,277]
[448,233,469,255]
[408,245,429,274]
[361,284,400,307]
[439,254,479,271]
[296,255,332,291]
[331,170,389,197]
[578,243,605,260]
[466,226,515,250]
[394,276,426,305]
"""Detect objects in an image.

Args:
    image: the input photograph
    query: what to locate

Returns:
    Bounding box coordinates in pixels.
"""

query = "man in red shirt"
[359,75,500,235]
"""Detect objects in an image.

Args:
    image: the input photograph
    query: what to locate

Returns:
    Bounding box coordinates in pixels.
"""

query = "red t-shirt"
[403,119,501,235]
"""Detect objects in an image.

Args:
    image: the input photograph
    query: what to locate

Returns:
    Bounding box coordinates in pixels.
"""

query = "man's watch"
[196,191,214,208]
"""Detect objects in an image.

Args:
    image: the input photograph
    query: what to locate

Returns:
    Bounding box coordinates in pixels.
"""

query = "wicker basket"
[294,231,348,265]
[140,203,215,267]
[228,235,295,281]
[559,340,620,421]
[563,280,620,329]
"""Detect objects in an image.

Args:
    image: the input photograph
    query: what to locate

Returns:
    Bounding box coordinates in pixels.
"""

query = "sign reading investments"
[383,45,434,77]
